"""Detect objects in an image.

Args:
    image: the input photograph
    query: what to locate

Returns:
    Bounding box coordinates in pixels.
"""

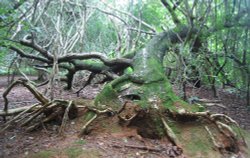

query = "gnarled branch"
[58,52,132,67]
[20,35,53,60]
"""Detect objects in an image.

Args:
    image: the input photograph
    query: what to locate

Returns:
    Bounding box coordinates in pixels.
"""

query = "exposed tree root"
[117,101,140,125]
[80,106,114,135]
[189,98,226,109]
[0,78,78,134]
[0,78,246,157]
[0,99,78,133]
[79,101,245,156]
[171,109,246,153]
[0,105,41,116]
[0,103,40,132]
[161,117,179,146]
[80,113,98,135]
[205,126,221,147]
[59,101,73,135]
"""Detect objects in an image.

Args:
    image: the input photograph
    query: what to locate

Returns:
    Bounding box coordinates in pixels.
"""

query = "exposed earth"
[0,76,249,158]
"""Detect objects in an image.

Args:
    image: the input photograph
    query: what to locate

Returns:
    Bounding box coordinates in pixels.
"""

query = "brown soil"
[0,76,249,158]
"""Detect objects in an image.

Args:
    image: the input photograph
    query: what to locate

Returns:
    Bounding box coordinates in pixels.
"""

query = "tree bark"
[93,27,244,157]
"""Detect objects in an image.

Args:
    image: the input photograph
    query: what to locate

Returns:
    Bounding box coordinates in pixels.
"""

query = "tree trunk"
[93,28,245,157]
[95,31,185,109]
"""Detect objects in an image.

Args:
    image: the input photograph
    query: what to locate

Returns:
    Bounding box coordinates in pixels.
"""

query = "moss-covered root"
[80,107,114,135]
[161,117,179,145]
[172,110,245,154]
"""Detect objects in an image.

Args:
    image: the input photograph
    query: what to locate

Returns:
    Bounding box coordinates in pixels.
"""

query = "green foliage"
[124,67,133,74]
[85,12,117,53]
[132,0,167,31]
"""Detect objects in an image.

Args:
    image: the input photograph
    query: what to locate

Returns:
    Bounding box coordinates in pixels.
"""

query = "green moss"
[65,147,83,158]
[186,138,210,156]
[96,84,117,100]
[94,83,121,109]
[231,126,250,156]
[82,111,96,121]
[168,121,181,134]
[74,139,86,145]
[134,100,150,109]
[242,130,250,156]
[94,36,203,114]
[131,53,165,83]
[95,71,201,113]
[28,150,56,158]
[115,80,132,92]
[29,145,100,158]
[178,124,215,157]
[82,59,102,65]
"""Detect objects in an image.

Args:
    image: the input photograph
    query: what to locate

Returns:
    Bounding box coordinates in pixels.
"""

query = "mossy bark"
[95,28,202,113]
[93,28,245,157]
[94,29,204,140]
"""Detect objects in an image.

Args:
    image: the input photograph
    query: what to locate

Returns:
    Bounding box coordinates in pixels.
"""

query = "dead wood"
[1,79,78,133]
[0,105,41,116]
[2,78,49,112]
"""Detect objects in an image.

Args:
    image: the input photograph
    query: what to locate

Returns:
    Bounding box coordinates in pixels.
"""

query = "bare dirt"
[0,76,249,158]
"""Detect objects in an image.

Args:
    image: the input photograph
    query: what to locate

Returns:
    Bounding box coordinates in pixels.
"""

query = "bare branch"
[20,35,53,60]
[87,5,128,26]
[100,0,156,32]
[127,27,156,36]
[8,45,50,63]
[3,78,49,111]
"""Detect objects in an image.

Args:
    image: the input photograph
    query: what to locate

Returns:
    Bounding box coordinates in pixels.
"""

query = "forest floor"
[0,76,249,158]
